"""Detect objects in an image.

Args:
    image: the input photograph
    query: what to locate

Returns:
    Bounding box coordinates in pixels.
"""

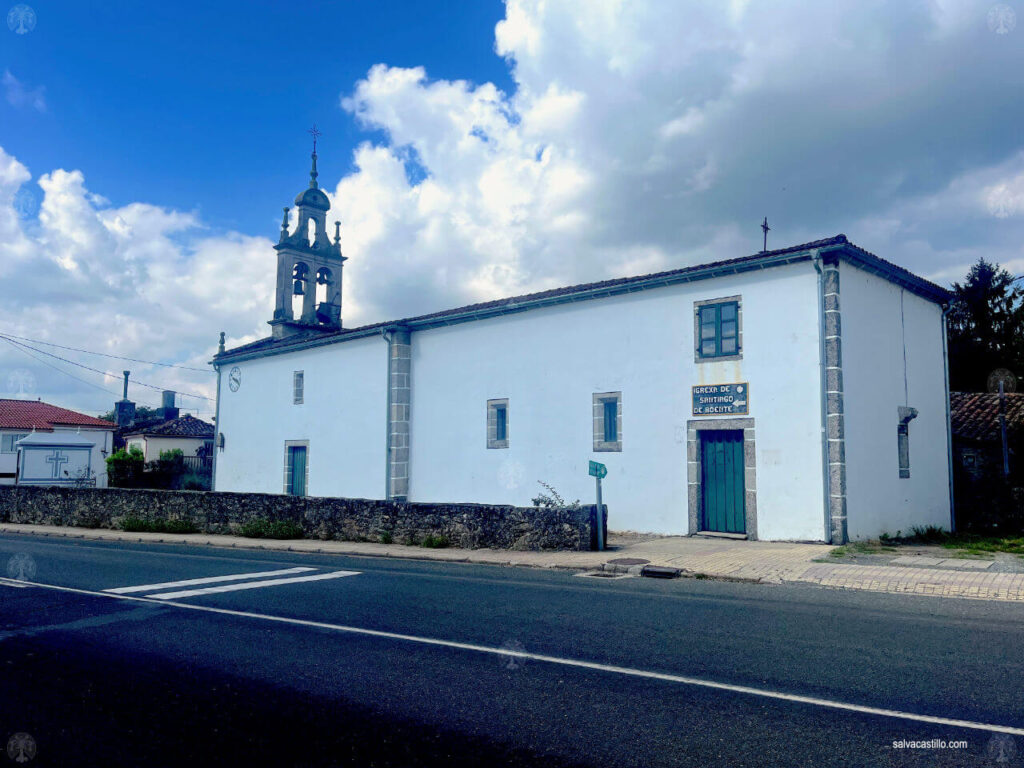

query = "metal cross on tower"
[308,124,322,154]
[761,217,771,253]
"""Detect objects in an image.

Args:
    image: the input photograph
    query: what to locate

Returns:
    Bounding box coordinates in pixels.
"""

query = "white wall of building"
[840,264,952,539]
[0,429,29,485]
[13,427,112,487]
[125,435,208,461]
[407,263,827,538]
[215,335,387,498]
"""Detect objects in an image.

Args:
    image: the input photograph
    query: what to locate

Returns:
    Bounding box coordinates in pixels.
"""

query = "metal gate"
[700,430,745,534]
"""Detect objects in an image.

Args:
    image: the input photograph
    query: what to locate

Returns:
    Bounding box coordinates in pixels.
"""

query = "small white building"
[211,156,954,543]
[0,399,115,487]
[123,414,215,462]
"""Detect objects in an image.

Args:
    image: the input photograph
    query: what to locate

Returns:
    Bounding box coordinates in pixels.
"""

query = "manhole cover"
[606,558,650,566]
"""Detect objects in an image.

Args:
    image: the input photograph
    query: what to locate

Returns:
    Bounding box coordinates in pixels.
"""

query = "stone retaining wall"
[0,486,607,551]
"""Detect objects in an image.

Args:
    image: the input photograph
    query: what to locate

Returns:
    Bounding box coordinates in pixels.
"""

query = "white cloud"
[3,70,45,112]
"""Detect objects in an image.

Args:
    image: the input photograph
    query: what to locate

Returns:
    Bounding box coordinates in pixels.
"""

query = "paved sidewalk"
[3,523,1024,602]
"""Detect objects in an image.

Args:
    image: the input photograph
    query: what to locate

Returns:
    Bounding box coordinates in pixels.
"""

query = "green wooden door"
[287,446,307,496]
[700,430,745,533]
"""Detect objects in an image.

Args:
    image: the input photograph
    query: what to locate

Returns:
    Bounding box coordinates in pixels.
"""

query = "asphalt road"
[0,533,1022,767]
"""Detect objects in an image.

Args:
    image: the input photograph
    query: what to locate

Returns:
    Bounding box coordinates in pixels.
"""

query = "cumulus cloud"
[7,0,1024,416]
[328,0,1024,329]
[0,147,267,418]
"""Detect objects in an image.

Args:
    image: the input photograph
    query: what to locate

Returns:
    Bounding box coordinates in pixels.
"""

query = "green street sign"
[588,460,608,479]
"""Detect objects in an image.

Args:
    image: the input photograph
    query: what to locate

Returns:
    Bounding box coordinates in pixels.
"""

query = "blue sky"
[4,0,512,234]
[3,1,1024,419]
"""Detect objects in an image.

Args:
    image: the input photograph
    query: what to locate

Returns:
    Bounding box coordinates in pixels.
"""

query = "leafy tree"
[947,258,1024,392]
[96,405,161,423]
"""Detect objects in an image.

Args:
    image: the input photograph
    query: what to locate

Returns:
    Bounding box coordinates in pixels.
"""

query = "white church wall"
[214,335,386,498]
[841,264,952,540]
[407,262,827,538]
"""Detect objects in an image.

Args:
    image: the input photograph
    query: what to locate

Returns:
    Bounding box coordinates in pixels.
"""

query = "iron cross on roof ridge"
[761,217,771,252]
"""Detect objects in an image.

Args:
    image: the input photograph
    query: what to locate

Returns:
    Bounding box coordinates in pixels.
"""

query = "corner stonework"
[388,328,411,500]
[823,257,848,544]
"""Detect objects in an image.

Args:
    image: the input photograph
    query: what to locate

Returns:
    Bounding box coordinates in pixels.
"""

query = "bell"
[293,279,305,296]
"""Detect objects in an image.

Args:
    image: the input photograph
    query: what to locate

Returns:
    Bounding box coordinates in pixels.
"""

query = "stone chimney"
[159,390,180,421]
[115,370,136,427]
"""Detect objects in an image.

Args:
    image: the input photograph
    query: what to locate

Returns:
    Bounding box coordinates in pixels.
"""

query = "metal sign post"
[588,460,607,551]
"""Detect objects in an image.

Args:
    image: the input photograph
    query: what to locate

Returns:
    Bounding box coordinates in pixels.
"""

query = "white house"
[211,154,953,543]
[123,414,215,462]
[0,399,115,487]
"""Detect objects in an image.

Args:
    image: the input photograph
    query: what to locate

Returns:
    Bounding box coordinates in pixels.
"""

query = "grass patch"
[829,540,898,557]
[238,518,304,540]
[120,516,199,534]
[420,534,449,549]
[940,535,1024,556]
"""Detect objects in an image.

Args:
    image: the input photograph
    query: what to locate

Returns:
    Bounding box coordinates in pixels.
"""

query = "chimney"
[115,370,136,427]
[160,390,180,421]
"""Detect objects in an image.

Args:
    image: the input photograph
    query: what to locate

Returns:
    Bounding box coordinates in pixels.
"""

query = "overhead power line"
[0,335,215,402]
[0,331,212,372]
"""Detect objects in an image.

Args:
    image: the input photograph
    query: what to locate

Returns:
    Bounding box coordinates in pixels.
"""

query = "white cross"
[46,450,69,479]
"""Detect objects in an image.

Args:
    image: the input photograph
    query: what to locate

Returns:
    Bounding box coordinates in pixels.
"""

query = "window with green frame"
[698,301,739,358]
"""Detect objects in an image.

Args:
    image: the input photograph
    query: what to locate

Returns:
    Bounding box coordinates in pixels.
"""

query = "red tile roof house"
[950,391,1024,481]
[0,399,115,487]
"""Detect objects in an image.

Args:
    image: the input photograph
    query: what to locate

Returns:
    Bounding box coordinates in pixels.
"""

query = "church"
[212,149,954,544]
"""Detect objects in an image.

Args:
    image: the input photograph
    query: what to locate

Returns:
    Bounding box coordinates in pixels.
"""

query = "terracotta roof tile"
[950,391,1024,441]
[0,399,115,431]
[124,414,214,438]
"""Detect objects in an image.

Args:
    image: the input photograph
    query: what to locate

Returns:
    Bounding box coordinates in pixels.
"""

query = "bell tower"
[269,128,346,340]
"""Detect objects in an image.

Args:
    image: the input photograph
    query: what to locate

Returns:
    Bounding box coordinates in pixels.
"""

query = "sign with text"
[588,460,608,479]
[692,383,749,416]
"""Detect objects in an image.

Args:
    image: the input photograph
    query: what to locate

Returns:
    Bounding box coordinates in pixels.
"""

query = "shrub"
[531,481,581,511]
[106,446,145,488]
[182,472,210,491]
[420,534,449,549]
[120,516,199,534]
[238,518,304,539]
[379,531,394,544]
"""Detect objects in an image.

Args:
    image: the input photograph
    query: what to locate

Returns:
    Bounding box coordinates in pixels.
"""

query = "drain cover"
[606,558,650,566]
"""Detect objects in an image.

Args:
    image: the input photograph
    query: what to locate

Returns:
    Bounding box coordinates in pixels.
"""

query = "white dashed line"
[104,567,316,594]
[146,570,360,599]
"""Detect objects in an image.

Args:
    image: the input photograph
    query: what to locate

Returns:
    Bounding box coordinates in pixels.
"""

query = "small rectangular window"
[594,392,622,452]
[293,371,304,405]
[1,434,27,453]
[487,399,509,449]
[495,405,507,442]
[695,299,741,360]
[603,400,618,442]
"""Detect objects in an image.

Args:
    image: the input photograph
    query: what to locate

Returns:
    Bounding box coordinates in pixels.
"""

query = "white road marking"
[0,578,31,588]
[9,578,1024,736]
[104,567,316,594]
[146,570,360,599]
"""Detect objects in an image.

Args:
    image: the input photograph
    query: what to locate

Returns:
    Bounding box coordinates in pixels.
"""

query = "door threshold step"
[692,532,748,540]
